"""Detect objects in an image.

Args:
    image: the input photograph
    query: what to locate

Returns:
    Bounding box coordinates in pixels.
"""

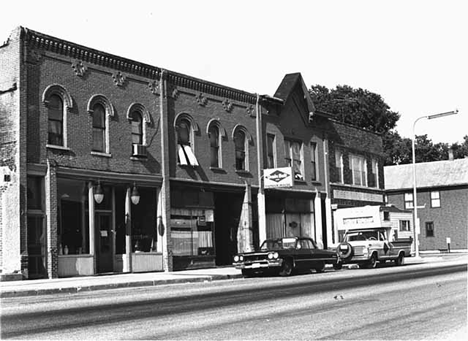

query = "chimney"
[448,148,454,161]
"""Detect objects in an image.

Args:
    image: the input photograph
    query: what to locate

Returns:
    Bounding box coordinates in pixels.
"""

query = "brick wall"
[26,50,163,176]
[0,28,22,275]
[168,86,258,185]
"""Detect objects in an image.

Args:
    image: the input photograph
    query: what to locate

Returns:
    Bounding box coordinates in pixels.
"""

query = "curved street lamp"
[412,109,458,258]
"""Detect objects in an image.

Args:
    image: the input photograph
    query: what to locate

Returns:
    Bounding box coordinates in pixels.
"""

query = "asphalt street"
[1,255,466,340]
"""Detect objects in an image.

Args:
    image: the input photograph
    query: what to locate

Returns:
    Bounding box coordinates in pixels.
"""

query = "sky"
[1,0,466,144]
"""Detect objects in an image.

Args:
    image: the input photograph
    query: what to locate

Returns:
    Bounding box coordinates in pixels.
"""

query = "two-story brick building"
[1,27,385,280]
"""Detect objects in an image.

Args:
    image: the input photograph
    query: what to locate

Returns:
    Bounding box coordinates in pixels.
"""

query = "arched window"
[178,119,191,146]
[48,94,64,146]
[130,111,143,145]
[92,103,106,152]
[209,125,220,168]
[234,129,246,171]
[176,116,199,167]
[43,84,72,148]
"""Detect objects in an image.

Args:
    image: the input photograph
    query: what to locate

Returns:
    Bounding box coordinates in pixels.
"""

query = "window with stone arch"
[207,119,226,169]
[127,103,151,147]
[87,94,114,155]
[175,113,199,167]
[42,84,73,148]
[130,111,143,145]
[232,125,251,172]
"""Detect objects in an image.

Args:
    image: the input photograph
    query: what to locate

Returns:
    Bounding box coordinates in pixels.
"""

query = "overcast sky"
[2,0,466,144]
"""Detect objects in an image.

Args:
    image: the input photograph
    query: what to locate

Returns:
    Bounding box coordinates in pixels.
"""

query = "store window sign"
[264,167,293,188]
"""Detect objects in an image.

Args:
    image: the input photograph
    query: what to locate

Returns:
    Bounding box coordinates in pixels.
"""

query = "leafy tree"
[451,135,468,159]
[382,131,411,165]
[310,84,467,165]
[309,84,400,134]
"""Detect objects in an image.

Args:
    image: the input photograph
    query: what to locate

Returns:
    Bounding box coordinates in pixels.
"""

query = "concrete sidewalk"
[0,267,243,298]
[1,252,464,298]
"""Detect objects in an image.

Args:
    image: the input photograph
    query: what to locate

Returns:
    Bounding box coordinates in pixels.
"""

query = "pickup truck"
[336,228,413,269]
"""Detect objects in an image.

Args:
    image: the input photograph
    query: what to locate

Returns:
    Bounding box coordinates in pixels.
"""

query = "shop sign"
[264,167,293,188]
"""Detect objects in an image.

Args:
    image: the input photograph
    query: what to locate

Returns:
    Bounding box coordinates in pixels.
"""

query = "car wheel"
[279,259,294,276]
[395,253,405,266]
[314,261,326,273]
[365,253,378,269]
[333,262,343,270]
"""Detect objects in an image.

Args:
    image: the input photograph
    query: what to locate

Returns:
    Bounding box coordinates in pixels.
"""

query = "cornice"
[20,27,258,104]
[167,72,257,104]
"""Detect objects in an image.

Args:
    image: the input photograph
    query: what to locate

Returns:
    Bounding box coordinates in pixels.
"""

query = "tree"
[309,84,400,135]
[451,135,468,159]
[310,84,468,165]
[382,130,411,165]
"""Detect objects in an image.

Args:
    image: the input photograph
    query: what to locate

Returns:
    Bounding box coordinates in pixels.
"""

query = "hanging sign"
[264,167,293,188]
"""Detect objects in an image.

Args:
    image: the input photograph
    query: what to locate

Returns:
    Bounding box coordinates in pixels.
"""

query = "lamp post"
[412,109,458,258]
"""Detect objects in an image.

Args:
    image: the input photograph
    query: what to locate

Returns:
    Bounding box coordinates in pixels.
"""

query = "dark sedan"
[233,236,339,277]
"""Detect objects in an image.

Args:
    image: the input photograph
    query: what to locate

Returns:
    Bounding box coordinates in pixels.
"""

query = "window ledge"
[294,180,307,184]
[210,167,226,173]
[91,151,112,158]
[130,156,148,161]
[235,170,251,175]
[331,182,383,190]
[46,144,70,151]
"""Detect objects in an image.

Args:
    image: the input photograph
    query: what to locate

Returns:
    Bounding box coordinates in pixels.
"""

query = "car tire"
[365,253,378,269]
[395,253,405,266]
[279,258,294,276]
[314,261,326,273]
[333,262,343,270]
[337,242,354,261]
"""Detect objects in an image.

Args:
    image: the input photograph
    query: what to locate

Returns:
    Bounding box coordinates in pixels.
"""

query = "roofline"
[18,26,259,104]
[385,183,468,192]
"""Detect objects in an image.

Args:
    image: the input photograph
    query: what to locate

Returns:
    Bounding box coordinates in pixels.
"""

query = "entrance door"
[214,193,243,266]
[96,213,113,273]
[27,216,47,279]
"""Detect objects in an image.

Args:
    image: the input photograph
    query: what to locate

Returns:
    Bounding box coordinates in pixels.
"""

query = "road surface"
[1,256,466,340]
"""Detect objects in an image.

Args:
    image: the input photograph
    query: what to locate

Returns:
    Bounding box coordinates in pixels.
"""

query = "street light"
[412,109,458,258]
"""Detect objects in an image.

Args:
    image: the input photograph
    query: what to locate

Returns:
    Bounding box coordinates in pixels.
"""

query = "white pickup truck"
[336,228,413,269]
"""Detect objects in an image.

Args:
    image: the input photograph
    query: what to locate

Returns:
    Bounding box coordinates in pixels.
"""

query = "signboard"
[264,167,293,188]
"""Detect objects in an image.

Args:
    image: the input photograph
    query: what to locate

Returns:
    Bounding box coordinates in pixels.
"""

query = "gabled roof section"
[384,158,468,190]
[274,73,315,115]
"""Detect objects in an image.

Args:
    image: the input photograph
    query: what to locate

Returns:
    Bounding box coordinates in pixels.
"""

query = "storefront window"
[57,178,89,255]
[171,189,215,257]
[172,214,214,256]
[115,186,158,254]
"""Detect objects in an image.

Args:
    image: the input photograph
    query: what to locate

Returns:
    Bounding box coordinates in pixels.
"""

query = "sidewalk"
[1,252,465,298]
[0,267,243,298]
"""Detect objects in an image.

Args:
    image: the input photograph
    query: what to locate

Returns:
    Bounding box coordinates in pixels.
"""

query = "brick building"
[326,121,386,244]
[1,27,385,280]
[385,158,468,251]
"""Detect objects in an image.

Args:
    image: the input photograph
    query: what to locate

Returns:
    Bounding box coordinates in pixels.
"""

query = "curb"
[0,273,244,298]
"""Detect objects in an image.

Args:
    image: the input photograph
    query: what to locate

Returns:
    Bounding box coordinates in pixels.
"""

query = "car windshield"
[346,231,379,241]
[260,240,283,251]
[260,238,298,251]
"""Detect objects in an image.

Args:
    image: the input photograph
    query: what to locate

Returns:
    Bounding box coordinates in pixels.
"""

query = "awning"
[178,144,199,167]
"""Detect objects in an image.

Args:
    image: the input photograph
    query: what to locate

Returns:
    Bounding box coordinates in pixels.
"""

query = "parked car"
[233,236,339,277]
